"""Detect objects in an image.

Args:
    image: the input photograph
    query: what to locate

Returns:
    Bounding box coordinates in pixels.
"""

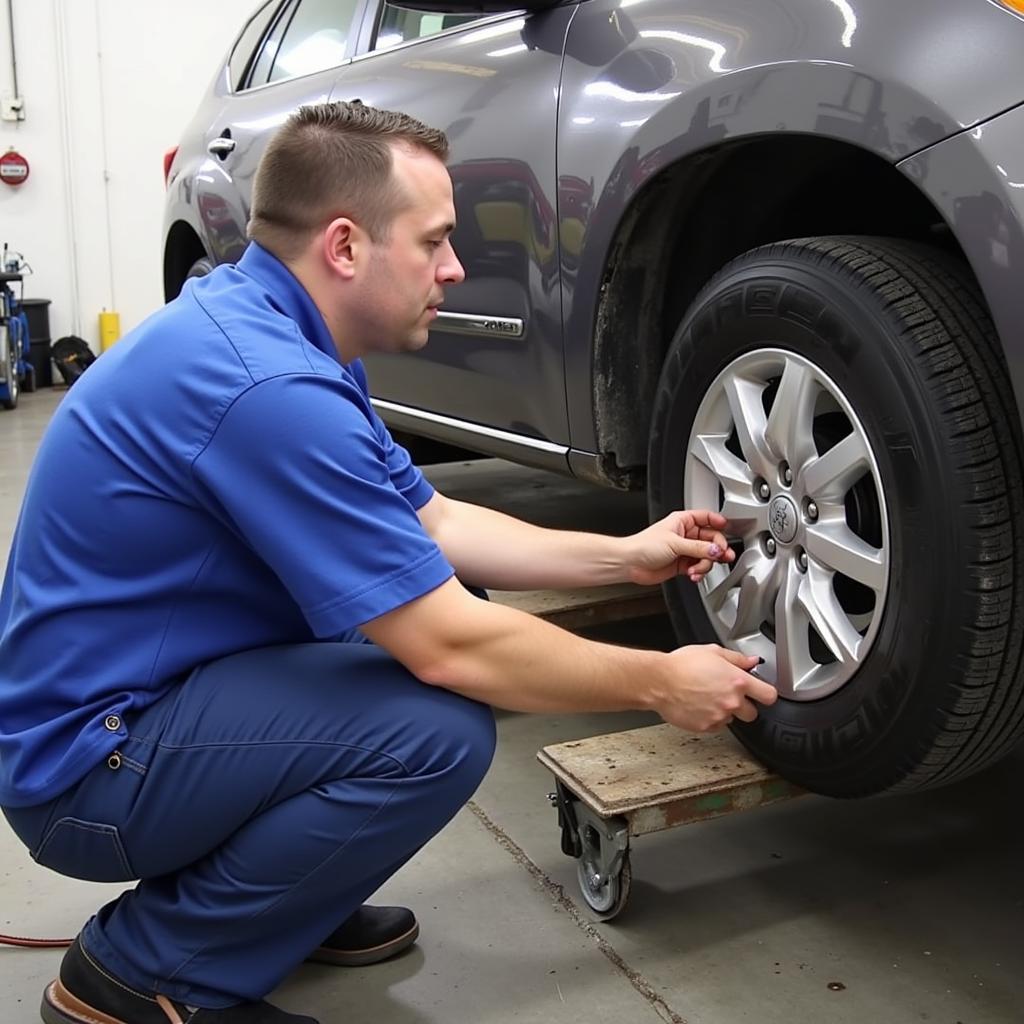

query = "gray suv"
[162,0,1024,798]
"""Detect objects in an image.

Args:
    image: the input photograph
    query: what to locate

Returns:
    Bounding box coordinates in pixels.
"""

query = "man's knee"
[421,691,496,804]
[459,697,497,790]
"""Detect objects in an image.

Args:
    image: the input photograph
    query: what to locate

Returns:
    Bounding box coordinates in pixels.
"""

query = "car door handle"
[207,137,236,158]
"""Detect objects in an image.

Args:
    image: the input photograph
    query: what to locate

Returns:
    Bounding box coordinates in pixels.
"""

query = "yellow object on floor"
[99,310,121,351]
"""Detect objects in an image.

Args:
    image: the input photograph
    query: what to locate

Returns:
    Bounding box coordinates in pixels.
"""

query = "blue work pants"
[3,642,496,1008]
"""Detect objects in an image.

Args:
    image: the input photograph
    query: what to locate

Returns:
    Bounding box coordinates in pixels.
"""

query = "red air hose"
[0,934,72,948]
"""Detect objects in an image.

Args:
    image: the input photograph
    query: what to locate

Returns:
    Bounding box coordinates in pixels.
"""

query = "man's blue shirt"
[0,244,454,807]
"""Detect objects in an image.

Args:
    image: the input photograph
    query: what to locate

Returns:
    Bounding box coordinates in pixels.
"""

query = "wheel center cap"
[768,495,799,544]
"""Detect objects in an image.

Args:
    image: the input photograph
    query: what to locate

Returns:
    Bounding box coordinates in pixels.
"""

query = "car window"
[247,0,298,88]
[266,0,361,83]
[229,0,282,92]
[374,3,481,51]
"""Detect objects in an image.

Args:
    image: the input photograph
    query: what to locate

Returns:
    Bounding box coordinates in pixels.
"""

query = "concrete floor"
[2,388,1024,1024]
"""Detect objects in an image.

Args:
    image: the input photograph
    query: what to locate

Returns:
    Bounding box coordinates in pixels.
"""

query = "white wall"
[0,0,256,352]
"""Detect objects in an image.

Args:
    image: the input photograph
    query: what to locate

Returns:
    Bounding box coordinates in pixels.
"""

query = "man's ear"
[322,217,362,280]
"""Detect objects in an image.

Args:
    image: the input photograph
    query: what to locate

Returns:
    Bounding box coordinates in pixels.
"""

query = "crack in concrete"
[467,799,687,1024]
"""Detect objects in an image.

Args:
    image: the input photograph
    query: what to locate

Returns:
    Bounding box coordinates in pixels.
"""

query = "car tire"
[2,330,18,410]
[186,256,216,283]
[648,236,1024,797]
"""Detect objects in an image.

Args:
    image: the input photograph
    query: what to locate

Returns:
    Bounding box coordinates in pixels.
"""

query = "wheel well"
[163,222,208,303]
[591,135,965,488]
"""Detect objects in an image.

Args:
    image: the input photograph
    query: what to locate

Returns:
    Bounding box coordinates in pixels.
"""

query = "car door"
[335,2,577,453]
[195,0,369,266]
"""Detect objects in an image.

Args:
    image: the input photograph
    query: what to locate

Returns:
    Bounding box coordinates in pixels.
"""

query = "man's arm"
[417,491,733,592]
[360,577,776,732]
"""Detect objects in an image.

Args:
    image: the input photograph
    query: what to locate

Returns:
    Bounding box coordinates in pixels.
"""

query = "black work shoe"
[306,904,419,967]
[41,935,318,1024]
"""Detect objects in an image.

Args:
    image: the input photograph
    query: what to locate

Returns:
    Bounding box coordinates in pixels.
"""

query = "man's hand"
[624,510,735,586]
[654,645,777,732]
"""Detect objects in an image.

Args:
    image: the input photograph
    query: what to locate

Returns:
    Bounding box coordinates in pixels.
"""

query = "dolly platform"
[538,725,805,921]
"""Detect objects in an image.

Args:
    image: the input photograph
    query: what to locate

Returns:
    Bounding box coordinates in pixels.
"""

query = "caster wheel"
[576,852,631,922]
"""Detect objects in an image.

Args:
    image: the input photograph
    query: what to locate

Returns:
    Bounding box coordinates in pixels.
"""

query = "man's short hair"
[247,101,449,260]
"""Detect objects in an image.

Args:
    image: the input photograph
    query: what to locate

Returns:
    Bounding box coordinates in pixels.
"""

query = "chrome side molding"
[431,311,525,339]
[372,399,566,455]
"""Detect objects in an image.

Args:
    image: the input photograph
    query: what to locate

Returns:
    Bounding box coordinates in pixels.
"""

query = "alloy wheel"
[684,349,889,700]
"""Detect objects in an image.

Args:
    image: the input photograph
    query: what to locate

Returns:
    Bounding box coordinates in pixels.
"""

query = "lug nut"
[757,481,771,501]
[781,464,793,487]
[806,501,818,521]
[798,550,808,571]
[765,537,777,557]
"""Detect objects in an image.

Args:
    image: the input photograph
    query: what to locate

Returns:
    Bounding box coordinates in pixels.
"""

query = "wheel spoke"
[774,562,814,695]
[691,432,767,536]
[703,548,757,613]
[764,357,818,472]
[805,521,885,592]
[729,553,781,640]
[801,432,870,502]
[798,565,862,669]
[690,432,754,493]
[723,375,773,479]
[719,493,769,539]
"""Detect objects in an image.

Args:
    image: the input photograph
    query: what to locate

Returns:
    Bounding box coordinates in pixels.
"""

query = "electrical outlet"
[1,96,25,122]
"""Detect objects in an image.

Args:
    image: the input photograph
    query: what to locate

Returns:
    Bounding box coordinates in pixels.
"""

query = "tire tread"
[790,237,1024,791]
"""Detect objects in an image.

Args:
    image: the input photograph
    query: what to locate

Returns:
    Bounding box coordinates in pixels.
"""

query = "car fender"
[898,101,1024,434]
[557,0,1024,451]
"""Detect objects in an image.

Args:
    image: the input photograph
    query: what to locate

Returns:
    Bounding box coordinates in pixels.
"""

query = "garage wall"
[0,0,256,353]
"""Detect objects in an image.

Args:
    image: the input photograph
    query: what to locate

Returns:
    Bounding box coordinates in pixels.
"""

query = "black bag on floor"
[50,335,96,386]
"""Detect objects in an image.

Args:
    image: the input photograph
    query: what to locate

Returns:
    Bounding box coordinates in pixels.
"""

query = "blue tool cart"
[0,252,34,410]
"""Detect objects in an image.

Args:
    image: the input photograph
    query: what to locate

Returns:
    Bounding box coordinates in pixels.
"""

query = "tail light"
[163,146,179,187]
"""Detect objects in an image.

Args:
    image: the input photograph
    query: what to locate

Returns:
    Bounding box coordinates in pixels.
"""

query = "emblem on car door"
[433,312,525,339]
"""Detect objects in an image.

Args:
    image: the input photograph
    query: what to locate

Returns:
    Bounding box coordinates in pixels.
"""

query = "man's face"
[356,145,465,354]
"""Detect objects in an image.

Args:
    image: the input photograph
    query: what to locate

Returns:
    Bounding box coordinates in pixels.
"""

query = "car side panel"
[163,0,374,277]
[169,70,354,271]
[334,8,575,445]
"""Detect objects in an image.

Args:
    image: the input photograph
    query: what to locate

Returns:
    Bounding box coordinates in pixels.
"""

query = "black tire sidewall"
[649,257,966,793]
[3,339,17,409]
[186,256,216,282]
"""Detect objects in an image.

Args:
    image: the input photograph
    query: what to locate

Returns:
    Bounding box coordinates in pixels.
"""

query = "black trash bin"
[28,341,52,387]
[21,298,51,340]
[21,298,53,387]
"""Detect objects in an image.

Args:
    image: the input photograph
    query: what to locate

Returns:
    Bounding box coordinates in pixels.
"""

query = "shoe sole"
[306,921,419,967]
[41,979,129,1024]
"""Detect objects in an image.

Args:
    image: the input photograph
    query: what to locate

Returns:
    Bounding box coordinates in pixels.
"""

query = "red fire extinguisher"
[0,149,29,186]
